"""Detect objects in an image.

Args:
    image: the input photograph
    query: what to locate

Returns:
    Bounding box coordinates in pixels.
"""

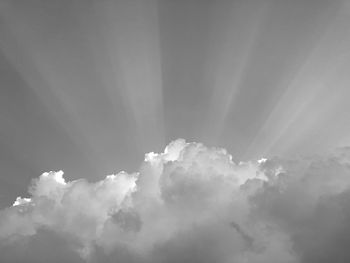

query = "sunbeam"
[204,0,269,144]
[91,0,165,154]
[245,6,350,159]
[2,1,350,262]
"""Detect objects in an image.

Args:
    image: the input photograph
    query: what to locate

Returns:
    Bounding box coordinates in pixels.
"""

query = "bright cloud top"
[1,139,350,263]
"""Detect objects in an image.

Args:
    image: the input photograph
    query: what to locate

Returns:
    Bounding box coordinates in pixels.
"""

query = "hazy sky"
[1,0,350,218]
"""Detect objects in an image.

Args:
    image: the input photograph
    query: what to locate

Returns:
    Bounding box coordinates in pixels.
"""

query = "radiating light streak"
[0,5,100,175]
[243,9,350,159]
[205,1,270,143]
[92,0,165,154]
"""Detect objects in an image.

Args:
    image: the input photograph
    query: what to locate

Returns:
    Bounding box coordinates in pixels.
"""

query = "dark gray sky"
[1,0,350,208]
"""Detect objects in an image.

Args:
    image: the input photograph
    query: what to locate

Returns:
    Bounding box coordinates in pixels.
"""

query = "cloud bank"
[1,139,350,263]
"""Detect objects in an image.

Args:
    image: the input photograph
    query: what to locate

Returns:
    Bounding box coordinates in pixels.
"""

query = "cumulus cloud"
[1,139,350,263]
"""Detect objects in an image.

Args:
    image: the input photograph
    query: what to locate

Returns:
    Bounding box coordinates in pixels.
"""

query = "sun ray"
[204,1,270,144]
[91,0,165,154]
[244,8,350,159]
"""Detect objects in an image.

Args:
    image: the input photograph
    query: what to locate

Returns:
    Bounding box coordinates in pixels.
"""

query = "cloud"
[1,139,350,262]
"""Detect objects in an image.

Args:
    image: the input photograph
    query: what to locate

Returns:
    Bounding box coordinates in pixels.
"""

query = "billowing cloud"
[1,139,350,263]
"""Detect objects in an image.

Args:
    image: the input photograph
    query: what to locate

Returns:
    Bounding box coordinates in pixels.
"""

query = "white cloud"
[1,139,350,263]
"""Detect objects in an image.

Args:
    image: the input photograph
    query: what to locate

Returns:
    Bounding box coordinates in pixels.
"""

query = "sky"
[1,0,350,262]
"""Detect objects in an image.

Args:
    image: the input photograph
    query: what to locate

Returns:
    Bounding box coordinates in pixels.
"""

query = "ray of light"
[270,56,350,158]
[243,7,350,159]
[91,0,165,154]
[217,0,342,160]
[204,1,271,144]
[0,4,101,178]
[1,3,104,175]
[0,1,166,176]
[0,2,137,177]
